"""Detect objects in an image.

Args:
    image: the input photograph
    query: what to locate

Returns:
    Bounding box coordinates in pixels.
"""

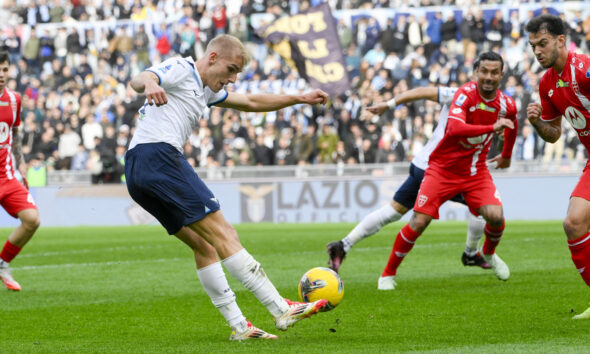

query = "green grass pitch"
[1,221,588,353]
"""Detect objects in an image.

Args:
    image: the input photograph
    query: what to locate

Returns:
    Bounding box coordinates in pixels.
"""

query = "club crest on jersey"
[556,79,569,88]
[476,102,496,113]
[417,195,428,207]
[455,94,467,106]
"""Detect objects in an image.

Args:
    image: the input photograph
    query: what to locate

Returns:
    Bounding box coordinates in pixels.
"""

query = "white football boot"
[229,320,278,341]
[481,252,510,281]
[0,266,21,291]
[377,275,397,290]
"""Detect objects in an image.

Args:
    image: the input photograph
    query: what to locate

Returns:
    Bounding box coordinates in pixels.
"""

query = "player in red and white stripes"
[0,51,40,291]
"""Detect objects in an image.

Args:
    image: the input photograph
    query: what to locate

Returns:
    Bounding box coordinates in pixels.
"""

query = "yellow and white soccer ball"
[298,267,344,311]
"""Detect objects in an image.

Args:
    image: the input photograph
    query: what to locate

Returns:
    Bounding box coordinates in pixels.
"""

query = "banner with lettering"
[256,3,351,96]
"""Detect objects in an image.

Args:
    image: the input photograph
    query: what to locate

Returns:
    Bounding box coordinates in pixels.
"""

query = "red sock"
[568,232,590,287]
[382,224,421,277]
[0,240,22,263]
[481,221,505,255]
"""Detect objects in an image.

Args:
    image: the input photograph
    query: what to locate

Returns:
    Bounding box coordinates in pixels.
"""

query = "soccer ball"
[298,267,344,311]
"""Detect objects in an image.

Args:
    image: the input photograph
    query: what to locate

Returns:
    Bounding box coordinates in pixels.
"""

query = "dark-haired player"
[526,14,590,319]
[379,52,518,290]
[0,50,40,291]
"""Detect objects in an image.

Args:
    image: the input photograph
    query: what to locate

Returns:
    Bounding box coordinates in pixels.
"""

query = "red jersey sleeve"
[14,92,21,127]
[447,88,495,137]
[501,97,518,159]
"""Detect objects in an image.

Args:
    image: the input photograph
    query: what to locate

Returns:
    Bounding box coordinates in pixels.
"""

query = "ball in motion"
[298,267,344,311]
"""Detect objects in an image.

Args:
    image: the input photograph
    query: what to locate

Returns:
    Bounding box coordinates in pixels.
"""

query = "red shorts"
[572,163,590,201]
[0,178,37,218]
[414,167,502,219]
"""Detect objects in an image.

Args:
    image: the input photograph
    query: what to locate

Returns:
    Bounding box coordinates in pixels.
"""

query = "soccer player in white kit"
[326,85,492,284]
[126,35,329,340]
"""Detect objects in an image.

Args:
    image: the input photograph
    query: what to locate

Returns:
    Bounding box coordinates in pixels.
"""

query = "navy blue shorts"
[125,143,220,235]
[393,163,466,209]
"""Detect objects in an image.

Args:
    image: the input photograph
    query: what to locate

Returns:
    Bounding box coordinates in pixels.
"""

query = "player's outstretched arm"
[366,87,439,115]
[526,102,561,143]
[218,89,328,112]
[130,71,168,107]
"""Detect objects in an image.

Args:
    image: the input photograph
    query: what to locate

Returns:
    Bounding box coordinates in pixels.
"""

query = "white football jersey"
[411,86,457,170]
[129,56,228,153]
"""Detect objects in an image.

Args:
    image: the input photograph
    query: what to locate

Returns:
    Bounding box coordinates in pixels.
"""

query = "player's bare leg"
[379,212,432,290]
[175,227,277,339]
[477,205,509,281]
[189,211,327,330]
[563,197,590,319]
[329,201,407,273]
[0,208,40,291]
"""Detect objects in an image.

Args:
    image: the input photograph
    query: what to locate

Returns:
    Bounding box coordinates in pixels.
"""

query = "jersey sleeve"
[446,88,495,137]
[146,57,191,91]
[501,97,518,159]
[14,92,21,127]
[438,86,458,106]
[207,89,228,107]
[539,75,562,121]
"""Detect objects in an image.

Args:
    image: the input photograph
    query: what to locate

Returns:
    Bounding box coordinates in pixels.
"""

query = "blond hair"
[206,34,251,67]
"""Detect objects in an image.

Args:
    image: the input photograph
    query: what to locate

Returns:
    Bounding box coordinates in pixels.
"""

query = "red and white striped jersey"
[0,88,21,180]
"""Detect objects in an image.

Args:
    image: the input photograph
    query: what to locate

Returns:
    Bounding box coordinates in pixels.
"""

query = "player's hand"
[144,81,168,106]
[492,118,514,133]
[366,103,388,115]
[526,102,542,125]
[487,154,511,169]
[300,89,329,105]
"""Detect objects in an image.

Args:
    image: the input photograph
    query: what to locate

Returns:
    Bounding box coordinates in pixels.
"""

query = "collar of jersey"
[184,57,203,91]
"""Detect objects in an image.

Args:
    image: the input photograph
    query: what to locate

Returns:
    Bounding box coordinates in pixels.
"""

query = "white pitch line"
[16,257,187,271]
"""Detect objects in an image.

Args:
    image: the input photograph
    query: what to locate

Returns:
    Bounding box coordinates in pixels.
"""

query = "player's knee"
[22,213,40,232]
[563,216,587,239]
[486,215,504,228]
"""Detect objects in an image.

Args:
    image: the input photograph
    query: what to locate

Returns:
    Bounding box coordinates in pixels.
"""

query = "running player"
[526,14,590,319]
[379,51,517,290]
[326,85,491,278]
[0,51,41,291]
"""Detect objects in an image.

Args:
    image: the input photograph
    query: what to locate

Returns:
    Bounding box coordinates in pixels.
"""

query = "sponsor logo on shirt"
[452,108,462,114]
[556,79,569,88]
[455,94,467,106]
[548,89,554,97]
[476,102,496,113]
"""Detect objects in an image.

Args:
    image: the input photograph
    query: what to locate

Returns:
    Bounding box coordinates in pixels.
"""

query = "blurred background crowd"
[1,0,589,184]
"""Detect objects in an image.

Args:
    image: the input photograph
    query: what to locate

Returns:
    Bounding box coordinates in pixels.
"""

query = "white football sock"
[342,203,402,252]
[0,259,8,268]
[465,214,486,255]
[223,248,289,318]
[197,261,248,331]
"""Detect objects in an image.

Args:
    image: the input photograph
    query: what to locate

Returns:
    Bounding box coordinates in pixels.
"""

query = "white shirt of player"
[411,86,457,170]
[129,56,228,153]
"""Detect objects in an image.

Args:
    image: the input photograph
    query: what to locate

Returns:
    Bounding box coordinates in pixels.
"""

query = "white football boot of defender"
[377,276,397,290]
[481,252,510,281]
[0,266,21,291]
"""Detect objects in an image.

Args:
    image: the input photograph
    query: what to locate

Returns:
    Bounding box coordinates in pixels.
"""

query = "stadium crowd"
[1,0,589,184]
